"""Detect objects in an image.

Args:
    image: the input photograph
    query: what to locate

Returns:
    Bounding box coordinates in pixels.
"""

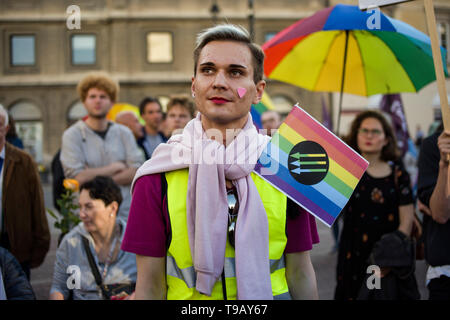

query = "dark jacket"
[417,129,450,266]
[0,247,35,300]
[136,128,168,160]
[1,143,50,267]
[357,231,420,300]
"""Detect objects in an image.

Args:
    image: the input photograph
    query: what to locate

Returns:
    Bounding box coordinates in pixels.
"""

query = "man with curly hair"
[60,73,144,222]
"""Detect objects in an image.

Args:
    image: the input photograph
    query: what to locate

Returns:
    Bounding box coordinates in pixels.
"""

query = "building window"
[9,101,43,163]
[264,32,277,44]
[157,96,170,112]
[67,101,87,125]
[438,21,450,63]
[71,34,96,65]
[147,32,173,63]
[10,35,35,66]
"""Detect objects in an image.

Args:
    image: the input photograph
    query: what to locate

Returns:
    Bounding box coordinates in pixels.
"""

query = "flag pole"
[424,0,450,131]
[336,30,350,137]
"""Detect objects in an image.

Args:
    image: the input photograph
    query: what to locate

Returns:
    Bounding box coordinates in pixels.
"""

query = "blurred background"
[0,0,449,173]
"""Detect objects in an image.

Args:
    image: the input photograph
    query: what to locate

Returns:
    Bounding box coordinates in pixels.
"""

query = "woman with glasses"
[334,110,415,300]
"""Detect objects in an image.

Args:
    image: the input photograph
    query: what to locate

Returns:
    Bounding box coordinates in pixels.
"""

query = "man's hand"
[417,200,432,217]
[108,161,128,174]
[437,130,450,166]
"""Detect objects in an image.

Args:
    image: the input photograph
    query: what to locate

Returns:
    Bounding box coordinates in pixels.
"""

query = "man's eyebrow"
[199,62,215,67]
[199,62,247,69]
[229,64,247,69]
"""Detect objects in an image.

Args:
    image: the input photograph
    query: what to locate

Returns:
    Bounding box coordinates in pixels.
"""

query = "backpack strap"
[160,173,171,250]
[81,236,109,299]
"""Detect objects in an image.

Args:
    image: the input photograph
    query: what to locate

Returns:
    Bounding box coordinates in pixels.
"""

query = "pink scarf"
[131,112,273,299]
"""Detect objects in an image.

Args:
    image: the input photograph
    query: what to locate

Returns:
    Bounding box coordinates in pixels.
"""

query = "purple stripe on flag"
[254,163,337,226]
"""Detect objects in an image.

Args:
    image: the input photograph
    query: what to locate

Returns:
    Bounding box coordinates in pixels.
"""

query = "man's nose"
[212,70,228,89]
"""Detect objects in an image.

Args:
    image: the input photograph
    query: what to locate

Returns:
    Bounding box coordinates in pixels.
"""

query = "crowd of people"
[0,23,449,301]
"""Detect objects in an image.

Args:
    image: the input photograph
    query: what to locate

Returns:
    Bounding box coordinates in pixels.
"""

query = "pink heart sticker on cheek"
[237,87,247,99]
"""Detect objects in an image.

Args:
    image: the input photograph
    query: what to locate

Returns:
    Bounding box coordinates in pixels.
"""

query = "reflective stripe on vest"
[165,169,290,300]
[166,255,286,288]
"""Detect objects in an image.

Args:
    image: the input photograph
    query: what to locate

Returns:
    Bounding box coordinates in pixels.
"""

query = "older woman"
[334,110,415,300]
[49,176,136,300]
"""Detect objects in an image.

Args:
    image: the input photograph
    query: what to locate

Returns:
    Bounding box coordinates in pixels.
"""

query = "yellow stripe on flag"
[280,124,359,188]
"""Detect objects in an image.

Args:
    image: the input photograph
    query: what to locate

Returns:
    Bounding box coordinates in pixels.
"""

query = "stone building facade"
[0,0,449,166]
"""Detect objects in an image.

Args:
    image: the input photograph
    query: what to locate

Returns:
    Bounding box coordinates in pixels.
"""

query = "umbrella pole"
[336,30,349,137]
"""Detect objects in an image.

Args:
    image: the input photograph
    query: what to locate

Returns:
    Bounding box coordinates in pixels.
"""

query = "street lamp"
[210,0,220,24]
[248,0,255,41]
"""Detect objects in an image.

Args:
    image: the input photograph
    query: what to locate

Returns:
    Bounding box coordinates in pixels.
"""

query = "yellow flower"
[63,179,79,192]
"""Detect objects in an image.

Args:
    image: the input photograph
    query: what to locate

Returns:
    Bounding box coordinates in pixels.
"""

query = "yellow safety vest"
[165,169,290,300]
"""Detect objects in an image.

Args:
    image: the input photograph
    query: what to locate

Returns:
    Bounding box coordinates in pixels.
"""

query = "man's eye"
[201,67,214,74]
[230,69,243,77]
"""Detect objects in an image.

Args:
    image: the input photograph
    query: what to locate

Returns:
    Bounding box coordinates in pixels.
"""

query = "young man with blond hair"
[122,25,319,300]
[165,95,195,137]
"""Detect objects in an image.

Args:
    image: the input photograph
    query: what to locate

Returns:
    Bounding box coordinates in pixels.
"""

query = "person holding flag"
[121,24,319,300]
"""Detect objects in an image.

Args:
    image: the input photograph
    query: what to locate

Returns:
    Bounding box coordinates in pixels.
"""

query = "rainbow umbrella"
[263,4,448,131]
[251,92,276,129]
[107,103,145,125]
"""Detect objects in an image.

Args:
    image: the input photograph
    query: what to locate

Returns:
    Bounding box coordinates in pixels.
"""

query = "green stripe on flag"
[271,134,353,199]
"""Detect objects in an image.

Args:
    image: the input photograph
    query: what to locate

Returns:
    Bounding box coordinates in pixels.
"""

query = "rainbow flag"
[251,92,276,129]
[254,104,369,227]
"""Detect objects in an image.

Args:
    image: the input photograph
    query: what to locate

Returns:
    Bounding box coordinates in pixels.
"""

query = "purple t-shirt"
[122,174,319,257]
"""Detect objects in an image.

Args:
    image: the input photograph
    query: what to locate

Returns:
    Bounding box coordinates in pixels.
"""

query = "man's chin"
[88,113,108,120]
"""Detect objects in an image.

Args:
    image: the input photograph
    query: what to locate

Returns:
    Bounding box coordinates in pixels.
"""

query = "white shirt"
[0,145,5,234]
[0,267,6,300]
[426,265,450,286]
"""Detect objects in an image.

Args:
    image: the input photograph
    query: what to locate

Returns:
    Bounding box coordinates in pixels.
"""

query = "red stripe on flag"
[286,107,367,177]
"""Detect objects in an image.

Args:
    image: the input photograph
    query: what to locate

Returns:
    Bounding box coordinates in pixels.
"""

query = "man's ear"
[191,76,196,97]
[253,80,266,105]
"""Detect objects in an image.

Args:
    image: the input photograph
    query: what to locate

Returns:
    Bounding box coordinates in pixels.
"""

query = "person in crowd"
[0,246,35,300]
[137,97,167,159]
[159,112,170,139]
[4,113,24,149]
[0,105,50,280]
[49,176,137,300]
[261,110,281,136]
[415,124,424,148]
[60,73,144,222]
[122,24,319,300]
[115,111,147,159]
[115,111,144,140]
[417,122,450,300]
[334,110,415,300]
[165,95,195,137]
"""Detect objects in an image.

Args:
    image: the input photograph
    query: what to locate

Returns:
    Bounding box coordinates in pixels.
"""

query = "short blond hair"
[77,72,119,102]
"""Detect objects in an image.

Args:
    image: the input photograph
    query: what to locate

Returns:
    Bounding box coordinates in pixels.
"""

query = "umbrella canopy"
[107,103,144,125]
[251,91,276,129]
[263,4,448,97]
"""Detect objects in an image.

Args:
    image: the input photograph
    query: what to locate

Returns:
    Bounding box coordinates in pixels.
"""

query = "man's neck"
[0,140,4,152]
[145,125,158,136]
[85,116,109,132]
[201,115,249,146]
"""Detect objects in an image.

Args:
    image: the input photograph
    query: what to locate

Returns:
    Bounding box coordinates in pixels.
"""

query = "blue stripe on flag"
[258,150,343,217]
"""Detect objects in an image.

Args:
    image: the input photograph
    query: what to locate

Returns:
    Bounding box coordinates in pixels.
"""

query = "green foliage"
[46,189,81,235]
